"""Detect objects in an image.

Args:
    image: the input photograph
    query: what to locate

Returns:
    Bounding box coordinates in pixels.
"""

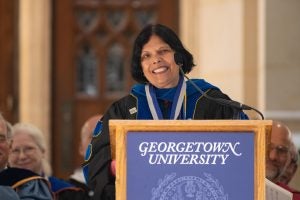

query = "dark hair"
[131,24,196,83]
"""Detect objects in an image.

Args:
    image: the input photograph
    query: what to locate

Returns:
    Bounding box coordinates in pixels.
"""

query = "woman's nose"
[152,55,161,64]
[18,150,27,159]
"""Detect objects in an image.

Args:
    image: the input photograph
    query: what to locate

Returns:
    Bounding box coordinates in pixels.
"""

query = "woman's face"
[141,35,180,88]
[9,132,44,175]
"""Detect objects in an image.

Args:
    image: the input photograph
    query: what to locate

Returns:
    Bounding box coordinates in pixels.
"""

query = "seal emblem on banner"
[151,172,228,200]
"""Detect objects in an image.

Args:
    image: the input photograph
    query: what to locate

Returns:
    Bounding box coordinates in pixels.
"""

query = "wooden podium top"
[110,119,272,132]
[109,120,272,200]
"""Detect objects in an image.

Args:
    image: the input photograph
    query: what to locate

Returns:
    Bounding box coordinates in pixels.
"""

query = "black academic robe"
[83,79,247,200]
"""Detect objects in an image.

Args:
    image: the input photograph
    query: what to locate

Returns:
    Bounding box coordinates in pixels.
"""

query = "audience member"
[276,141,300,200]
[266,121,292,182]
[0,114,53,199]
[8,122,86,200]
[266,121,300,200]
[68,114,102,198]
[278,141,299,185]
[0,113,11,171]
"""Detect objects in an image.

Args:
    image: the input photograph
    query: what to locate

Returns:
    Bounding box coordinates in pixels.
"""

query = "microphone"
[174,52,264,120]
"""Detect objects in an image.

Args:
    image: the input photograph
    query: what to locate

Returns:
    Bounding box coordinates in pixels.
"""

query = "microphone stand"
[178,65,265,120]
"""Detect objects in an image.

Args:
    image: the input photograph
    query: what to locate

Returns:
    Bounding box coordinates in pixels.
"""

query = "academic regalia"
[0,167,89,200]
[68,168,94,198]
[0,167,53,200]
[83,78,248,199]
[48,176,89,200]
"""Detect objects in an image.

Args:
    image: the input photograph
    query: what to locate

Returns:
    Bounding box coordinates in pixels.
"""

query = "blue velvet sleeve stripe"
[82,164,89,183]
[48,176,75,192]
[93,121,103,137]
[84,144,92,162]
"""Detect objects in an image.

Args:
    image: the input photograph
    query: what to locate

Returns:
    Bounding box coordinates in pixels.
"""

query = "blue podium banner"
[127,131,254,200]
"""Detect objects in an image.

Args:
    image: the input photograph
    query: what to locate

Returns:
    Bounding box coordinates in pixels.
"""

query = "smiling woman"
[83,23,249,199]
[140,35,179,89]
[9,123,47,176]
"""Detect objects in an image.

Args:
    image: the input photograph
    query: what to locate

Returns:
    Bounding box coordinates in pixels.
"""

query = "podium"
[109,120,272,200]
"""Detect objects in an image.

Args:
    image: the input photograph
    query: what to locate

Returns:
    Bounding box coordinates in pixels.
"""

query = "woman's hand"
[110,159,116,176]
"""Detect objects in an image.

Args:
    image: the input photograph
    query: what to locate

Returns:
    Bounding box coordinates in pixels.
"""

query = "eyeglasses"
[11,146,37,157]
[268,143,290,157]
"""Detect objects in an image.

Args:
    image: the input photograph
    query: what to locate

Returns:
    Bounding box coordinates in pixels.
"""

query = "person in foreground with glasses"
[277,142,299,185]
[0,114,53,199]
[266,121,293,182]
[266,120,300,200]
[8,122,87,200]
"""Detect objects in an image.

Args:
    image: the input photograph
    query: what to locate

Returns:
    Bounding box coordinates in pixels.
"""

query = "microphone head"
[174,52,184,66]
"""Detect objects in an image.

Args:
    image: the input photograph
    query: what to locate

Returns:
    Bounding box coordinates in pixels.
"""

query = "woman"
[9,122,88,200]
[83,24,248,199]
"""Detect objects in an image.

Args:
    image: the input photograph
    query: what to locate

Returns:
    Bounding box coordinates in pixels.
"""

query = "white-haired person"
[266,121,300,200]
[277,141,299,185]
[8,122,88,200]
[68,114,102,198]
[276,140,300,200]
[0,114,53,199]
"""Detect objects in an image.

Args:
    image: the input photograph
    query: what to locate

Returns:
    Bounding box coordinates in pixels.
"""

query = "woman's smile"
[141,35,179,88]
